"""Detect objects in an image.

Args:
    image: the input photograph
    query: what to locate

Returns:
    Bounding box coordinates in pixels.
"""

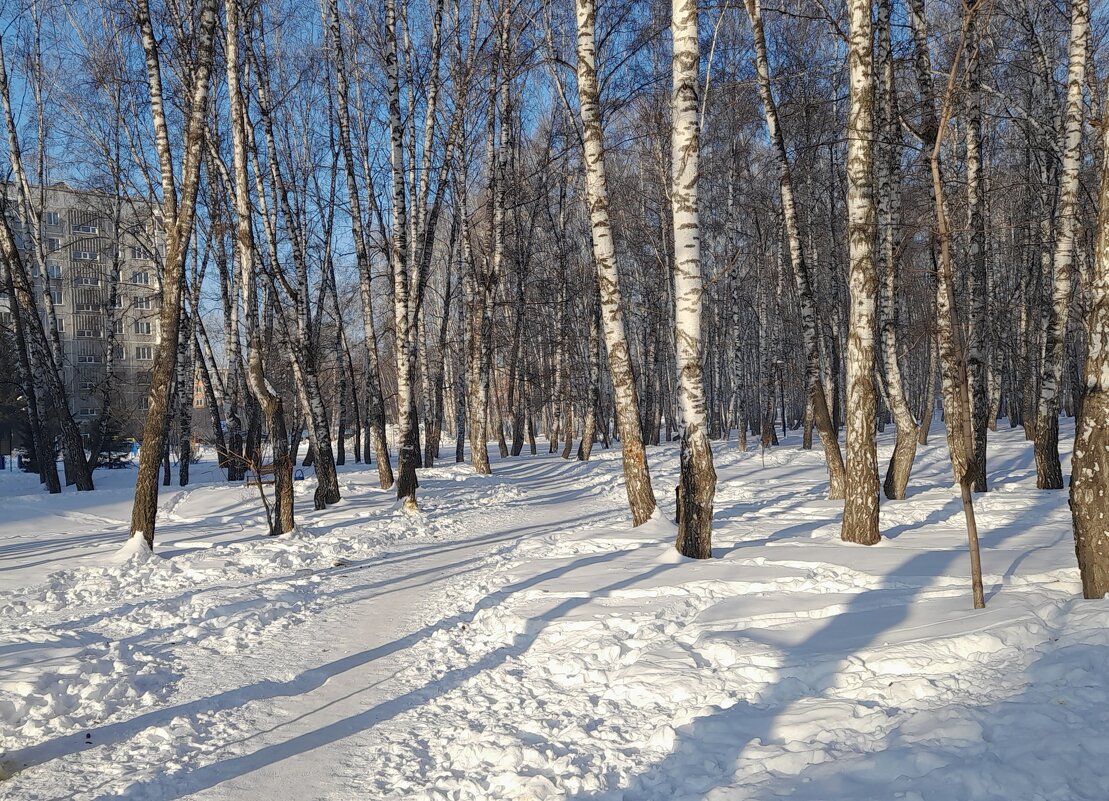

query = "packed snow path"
[2,424,1108,800]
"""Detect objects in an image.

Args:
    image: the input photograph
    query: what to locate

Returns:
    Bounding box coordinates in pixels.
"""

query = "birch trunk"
[745,0,845,498]
[1036,0,1088,490]
[224,0,293,534]
[840,0,880,546]
[876,0,919,499]
[925,0,987,607]
[325,0,393,489]
[671,0,715,557]
[909,0,970,485]
[964,8,989,492]
[578,296,600,461]
[129,0,219,548]
[459,172,491,475]
[1069,69,1109,598]
[575,0,657,524]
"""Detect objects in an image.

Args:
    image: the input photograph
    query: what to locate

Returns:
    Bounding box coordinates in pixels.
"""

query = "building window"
[43,211,59,226]
[76,328,100,339]
[136,346,153,361]
[134,297,152,310]
[113,344,125,360]
[80,381,95,392]
[46,238,60,252]
[55,318,64,333]
[72,250,99,261]
[113,319,123,335]
[130,246,151,260]
[133,321,152,335]
[47,262,61,279]
[77,407,97,417]
[75,275,100,286]
[77,354,100,364]
[45,289,62,305]
[72,223,98,235]
[131,271,150,285]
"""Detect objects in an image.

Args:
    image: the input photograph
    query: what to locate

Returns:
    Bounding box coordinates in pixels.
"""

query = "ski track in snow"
[1,423,1108,801]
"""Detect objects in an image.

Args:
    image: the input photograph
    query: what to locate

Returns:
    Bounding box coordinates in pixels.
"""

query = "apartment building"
[0,182,164,437]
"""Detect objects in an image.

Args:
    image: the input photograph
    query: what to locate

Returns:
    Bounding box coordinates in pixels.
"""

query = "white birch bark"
[839,0,880,546]
[964,6,989,492]
[1035,0,1088,490]
[1070,68,1109,599]
[386,0,419,508]
[671,0,715,557]
[744,0,846,499]
[323,0,394,490]
[129,0,219,548]
[574,0,658,523]
[224,0,293,534]
[875,0,919,500]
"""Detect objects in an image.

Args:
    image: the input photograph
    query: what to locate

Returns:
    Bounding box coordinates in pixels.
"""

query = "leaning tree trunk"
[745,0,845,499]
[129,0,218,548]
[1070,77,1109,598]
[224,0,294,534]
[670,0,715,558]
[575,0,657,524]
[326,0,393,490]
[839,0,880,546]
[909,0,970,485]
[921,0,987,608]
[1035,0,1088,490]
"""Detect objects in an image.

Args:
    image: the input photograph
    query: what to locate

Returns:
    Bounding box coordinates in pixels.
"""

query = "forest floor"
[0,421,1107,801]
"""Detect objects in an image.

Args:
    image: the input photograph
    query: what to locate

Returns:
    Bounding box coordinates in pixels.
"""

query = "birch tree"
[921,0,987,607]
[671,0,715,558]
[839,0,880,546]
[386,0,418,509]
[324,0,394,490]
[744,0,846,500]
[875,0,919,500]
[1035,0,1088,490]
[129,0,219,549]
[224,0,293,535]
[964,2,988,492]
[574,0,657,525]
[1069,71,1109,600]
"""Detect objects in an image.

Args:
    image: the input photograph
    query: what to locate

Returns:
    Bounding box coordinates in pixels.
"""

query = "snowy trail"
[0,453,627,800]
[2,424,1109,800]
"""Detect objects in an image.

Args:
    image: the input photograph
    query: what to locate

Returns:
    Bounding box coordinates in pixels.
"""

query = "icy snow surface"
[1,422,1107,800]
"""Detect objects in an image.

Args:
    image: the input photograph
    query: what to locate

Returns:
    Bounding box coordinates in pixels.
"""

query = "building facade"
[0,183,164,439]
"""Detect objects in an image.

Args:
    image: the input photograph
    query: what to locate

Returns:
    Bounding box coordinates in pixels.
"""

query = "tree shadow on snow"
[562,498,1071,801]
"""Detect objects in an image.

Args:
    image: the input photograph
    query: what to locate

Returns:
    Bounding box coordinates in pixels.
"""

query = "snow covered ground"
[1,422,1107,801]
